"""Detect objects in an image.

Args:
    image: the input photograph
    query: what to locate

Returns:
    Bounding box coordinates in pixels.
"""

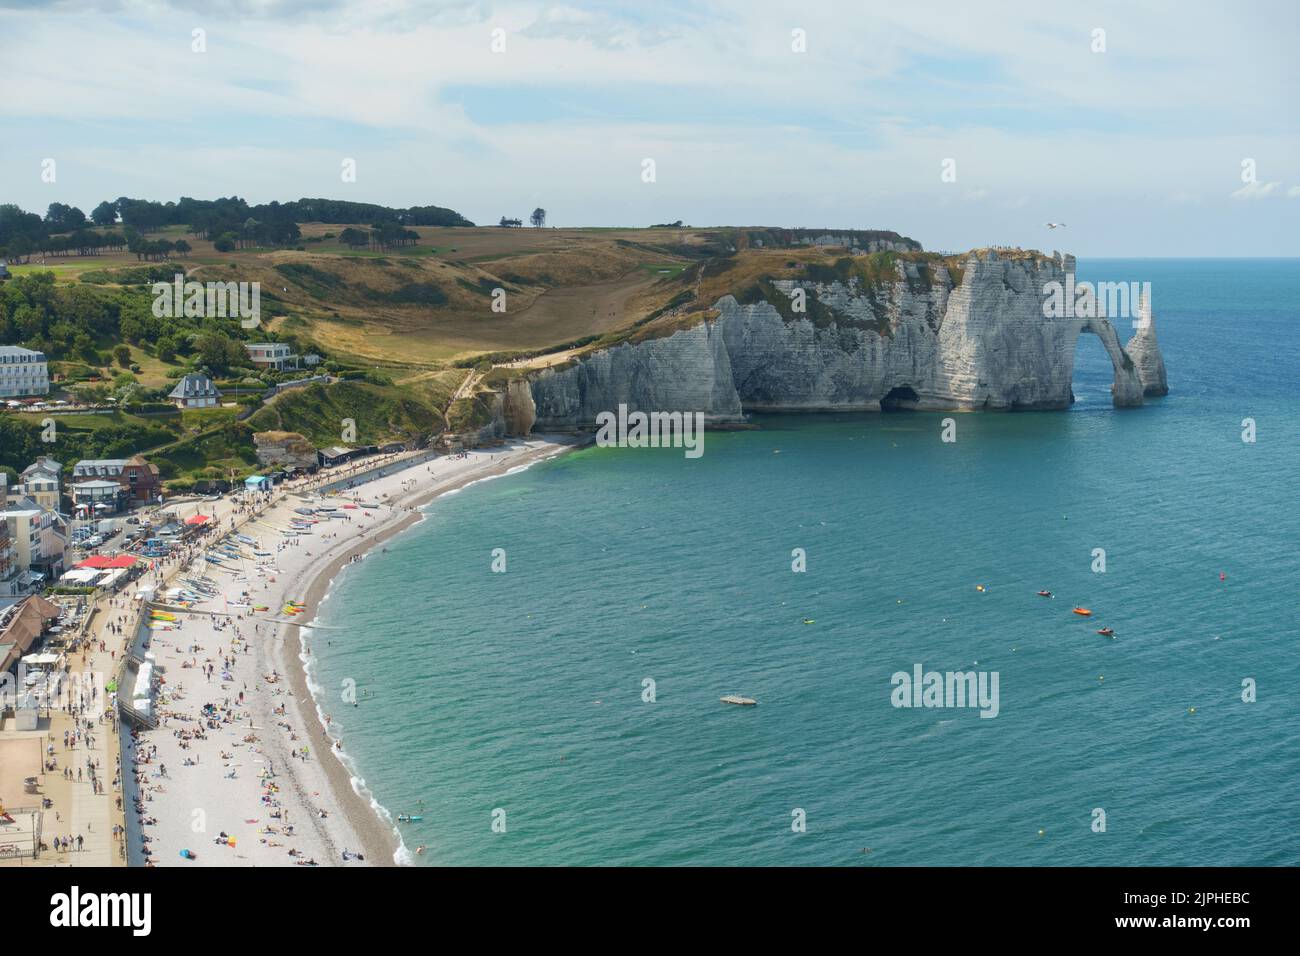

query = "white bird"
[1045,222,1067,229]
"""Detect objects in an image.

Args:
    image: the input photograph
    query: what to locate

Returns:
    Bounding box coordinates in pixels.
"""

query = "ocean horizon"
[311,258,1299,866]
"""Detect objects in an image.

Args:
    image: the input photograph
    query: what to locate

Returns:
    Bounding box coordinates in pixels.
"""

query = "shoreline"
[281,436,583,865]
[119,435,582,867]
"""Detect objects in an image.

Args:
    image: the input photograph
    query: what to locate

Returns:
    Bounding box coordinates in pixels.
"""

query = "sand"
[120,436,579,867]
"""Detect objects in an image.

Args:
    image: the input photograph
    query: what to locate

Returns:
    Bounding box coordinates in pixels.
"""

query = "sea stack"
[1125,291,1170,397]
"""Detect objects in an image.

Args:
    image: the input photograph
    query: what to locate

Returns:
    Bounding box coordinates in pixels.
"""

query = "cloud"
[1230,181,1281,200]
[1,0,1297,255]
[1288,185,1300,199]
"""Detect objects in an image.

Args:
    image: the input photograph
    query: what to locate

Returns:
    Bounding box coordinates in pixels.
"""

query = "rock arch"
[1076,317,1144,407]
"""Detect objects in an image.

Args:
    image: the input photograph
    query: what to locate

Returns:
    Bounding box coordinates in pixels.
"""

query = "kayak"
[1073,608,1092,617]
[397,814,423,823]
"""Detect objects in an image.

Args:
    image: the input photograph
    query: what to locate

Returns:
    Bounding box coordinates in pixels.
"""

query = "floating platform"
[720,695,757,706]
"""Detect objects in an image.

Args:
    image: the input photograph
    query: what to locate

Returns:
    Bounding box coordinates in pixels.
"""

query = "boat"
[1097,627,1115,637]
[720,695,757,706]
[1037,590,1053,598]
[1073,607,1092,617]
[396,814,423,823]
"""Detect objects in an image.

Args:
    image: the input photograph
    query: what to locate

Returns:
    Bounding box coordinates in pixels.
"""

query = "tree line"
[0,195,475,263]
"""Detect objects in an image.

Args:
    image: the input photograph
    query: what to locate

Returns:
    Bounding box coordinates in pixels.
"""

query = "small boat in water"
[1073,607,1092,617]
[396,814,423,823]
[1097,627,1115,637]
[1037,590,1053,598]
[720,695,757,706]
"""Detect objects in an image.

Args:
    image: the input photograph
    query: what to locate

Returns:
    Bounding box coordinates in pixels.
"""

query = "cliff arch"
[1076,318,1144,407]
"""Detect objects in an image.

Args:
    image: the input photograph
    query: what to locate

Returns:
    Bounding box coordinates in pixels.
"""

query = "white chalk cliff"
[517,248,1167,430]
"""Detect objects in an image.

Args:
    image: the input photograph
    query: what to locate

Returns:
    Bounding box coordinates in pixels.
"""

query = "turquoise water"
[314,259,1299,866]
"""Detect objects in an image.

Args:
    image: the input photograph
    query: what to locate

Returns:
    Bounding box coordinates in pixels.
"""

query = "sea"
[310,259,1299,866]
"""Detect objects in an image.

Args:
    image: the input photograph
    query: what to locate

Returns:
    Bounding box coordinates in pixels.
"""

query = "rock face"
[517,249,1166,431]
[253,431,316,469]
[1125,292,1169,396]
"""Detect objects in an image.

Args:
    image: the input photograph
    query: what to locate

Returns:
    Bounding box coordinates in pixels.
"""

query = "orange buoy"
[1073,607,1092,617]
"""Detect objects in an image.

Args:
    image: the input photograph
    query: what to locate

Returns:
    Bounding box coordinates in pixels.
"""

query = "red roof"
[76,554,138,570]
[185,514,212,525]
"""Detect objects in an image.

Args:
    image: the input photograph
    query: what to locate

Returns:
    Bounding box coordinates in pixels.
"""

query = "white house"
[245,342,298,371]
[0,346,50,397]
[169,373,222,409]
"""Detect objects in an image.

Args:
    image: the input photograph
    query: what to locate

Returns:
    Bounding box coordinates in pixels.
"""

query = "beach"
[120,436,578,867]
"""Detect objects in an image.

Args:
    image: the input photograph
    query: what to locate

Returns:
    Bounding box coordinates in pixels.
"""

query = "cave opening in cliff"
[880,385,920,411]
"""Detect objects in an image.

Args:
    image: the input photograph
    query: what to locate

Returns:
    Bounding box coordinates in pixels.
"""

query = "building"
[302,354,322,367]
[318,445,360,468]
[0,595,62,674]
[168,372,222,409]
[119,455,160,503]
[71,455,158,504]
[70,479,128,515]
[16,473,60,511]
[0,503,67,590]
[0,346,50,397]
[0,260,9,281]
[73,459,127,480]
[0,509,15,598]
[12,456,62,511]
[245,342,299,371]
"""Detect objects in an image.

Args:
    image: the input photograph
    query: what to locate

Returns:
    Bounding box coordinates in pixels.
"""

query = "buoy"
[1037,829,1045,837]
[975,584,985,592]
[1189,707,1196,714]
[1220,572,1226,581]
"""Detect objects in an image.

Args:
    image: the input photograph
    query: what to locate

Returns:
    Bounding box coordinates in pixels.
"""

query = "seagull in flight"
[1045,222,1067,229]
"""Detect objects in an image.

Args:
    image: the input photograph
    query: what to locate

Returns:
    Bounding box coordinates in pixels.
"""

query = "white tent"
[61,567,103,585]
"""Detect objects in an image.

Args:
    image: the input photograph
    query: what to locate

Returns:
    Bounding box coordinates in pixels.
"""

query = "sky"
[1,0,1297,256]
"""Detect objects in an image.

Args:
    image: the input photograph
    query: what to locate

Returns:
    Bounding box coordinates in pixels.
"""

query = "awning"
[60,568,104,585]
[76,554,137,570]
[185,514,212,525]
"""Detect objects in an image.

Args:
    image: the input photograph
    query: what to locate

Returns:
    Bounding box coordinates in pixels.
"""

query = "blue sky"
[1,0,1297,255]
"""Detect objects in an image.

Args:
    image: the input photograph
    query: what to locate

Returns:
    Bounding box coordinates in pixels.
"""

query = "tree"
[195,332,244,373]
[530,207,546,228]
[90,201,118,226]
[174,239,191,256]
[213,233,237,253]
[114,345,132,368]
[339,227,369,249]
